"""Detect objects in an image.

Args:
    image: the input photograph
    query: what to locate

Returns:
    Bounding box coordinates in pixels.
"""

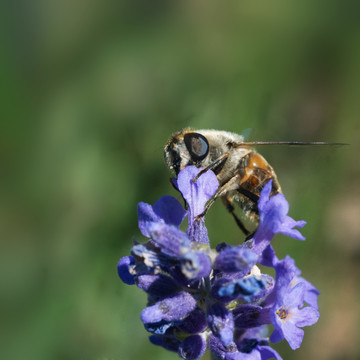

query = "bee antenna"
[237,141,349,147]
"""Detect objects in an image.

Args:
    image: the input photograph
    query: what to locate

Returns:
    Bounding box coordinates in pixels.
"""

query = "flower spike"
[117,168,319,359]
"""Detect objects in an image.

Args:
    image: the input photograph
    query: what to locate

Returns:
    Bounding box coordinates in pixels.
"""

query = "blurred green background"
[1,1,359,359]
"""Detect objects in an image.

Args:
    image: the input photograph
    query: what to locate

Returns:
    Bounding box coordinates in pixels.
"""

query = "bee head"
[164,130,210,175]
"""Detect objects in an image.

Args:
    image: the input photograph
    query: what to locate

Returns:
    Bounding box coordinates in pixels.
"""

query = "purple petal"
[227,351,261,360]
[131,243,161,268]
[153,195,187,227]
[212,275,270,303]
[150,334,181,352]
[270,281,310,349]
[178,335,207,360]
[257,180,272,212]
[274,256,300,293]
[238,326,269,340]
[177,166,218,216]
[187,218,211,244]
[304,289,320,310]
[292,276,320,309]
[208,334,237,359]
[148,222,190,256]
[233,305,269,329]
[253,185,307,254]
[275,216,306,240]
[138,196,186,237]
[117,256,135,285]
[264,193,289,222]
[141,292,196,324]
[282,320,304,350]
[257,345,283,360]
[235,339,262,360]
[250,274,275,303]
[294,306,320,327]
[167,265,203,287]
[138,202,159,237]
[258,244,278,267]
[136,274,179,298]
[181,251,212,280]
[270,291,313,351]
[286,282,306,308]
[216,274,274,304]
[207,303,234,346]
[178,307,207,334]
[177,166,218,243]
[214,246,258,274]
[270,327,284,343]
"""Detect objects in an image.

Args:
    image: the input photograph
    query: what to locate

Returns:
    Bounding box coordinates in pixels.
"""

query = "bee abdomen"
[233,152,282,221]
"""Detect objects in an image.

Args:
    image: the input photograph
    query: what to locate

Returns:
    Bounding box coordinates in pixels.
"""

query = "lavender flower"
[267,256,320,350]
[252,180,307,256]
[117,166,320,359]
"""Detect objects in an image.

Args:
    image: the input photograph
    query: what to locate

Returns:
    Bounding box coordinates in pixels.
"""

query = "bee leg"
[245,231,256,241]
[192,153,229,182]
[221,196,250,236]
[196,174,240,219]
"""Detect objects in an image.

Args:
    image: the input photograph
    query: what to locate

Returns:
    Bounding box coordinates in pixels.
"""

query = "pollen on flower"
[117,166,320,359]
[276,307,289,320]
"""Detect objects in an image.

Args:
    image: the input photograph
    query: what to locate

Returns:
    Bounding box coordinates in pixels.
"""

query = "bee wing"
[240,128,252,141]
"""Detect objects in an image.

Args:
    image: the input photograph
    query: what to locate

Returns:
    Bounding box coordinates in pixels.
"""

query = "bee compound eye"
[184,132,209,161]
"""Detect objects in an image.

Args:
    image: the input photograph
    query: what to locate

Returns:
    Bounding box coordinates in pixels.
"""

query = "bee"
[164,128,343,235]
